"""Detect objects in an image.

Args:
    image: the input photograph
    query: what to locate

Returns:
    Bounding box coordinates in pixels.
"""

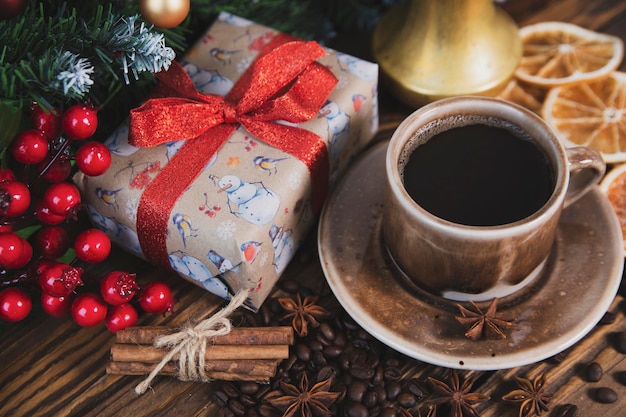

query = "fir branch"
[51,51,95,96]
[0,1,179,112]
[96,15,176,83]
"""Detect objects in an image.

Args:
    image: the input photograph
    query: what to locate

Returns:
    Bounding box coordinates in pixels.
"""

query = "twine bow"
[135,289,250,394]
[129,37,338,269]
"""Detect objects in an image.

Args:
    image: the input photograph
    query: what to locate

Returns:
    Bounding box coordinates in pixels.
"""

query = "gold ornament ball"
[139,0,190,28]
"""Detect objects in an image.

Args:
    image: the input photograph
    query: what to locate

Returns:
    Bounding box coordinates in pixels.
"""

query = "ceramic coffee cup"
[383,96,606,301]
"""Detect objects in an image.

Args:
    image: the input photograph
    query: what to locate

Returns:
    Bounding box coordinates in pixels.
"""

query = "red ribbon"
[128,36,338,268]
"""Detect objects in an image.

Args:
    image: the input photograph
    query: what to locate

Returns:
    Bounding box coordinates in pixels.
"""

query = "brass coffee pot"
[372,0,522,108]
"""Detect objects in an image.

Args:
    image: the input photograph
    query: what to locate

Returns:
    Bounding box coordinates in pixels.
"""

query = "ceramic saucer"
[318,141,624,370]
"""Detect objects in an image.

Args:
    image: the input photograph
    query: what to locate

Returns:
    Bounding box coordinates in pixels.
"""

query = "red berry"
[0,287,32,322]
[71,293,107,327]
[0,168,16,183]
[105,303,138,333]
[100,271,138,305]
[37,155,72,183]
[75,142,111,176]
[31,104,62,140]
[62,104,98,140]
[11,129,49,164]
[34,258,55,275]
[34,198,67,225]
[9,238,32,269]
[74,229,111,263]
[138,281,174,314]
[38,262,84,297]
[43,182,81,215]
[0,180,30,217]
[0,232,24,268]
[35,226,70,259]
[41,292,72,318]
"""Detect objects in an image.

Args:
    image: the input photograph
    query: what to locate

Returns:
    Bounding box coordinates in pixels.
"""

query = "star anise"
[278,294,330,336]
[266,372,340,417]
[455,298,514,340]
[427,370,489,417]
[502,373,552,417]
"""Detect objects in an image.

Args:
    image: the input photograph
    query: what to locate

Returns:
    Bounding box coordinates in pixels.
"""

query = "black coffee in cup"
[400,117,555,226]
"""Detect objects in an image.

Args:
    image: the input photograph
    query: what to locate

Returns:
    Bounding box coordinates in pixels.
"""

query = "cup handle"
[564,146,606,207]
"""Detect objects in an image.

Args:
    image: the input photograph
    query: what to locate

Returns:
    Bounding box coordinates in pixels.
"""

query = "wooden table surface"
[2,1,626,416]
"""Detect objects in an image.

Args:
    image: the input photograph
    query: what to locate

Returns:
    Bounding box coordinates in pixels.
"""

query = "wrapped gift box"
[74,12,379,310]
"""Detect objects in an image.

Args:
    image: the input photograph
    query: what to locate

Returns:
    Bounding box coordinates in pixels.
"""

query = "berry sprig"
[0,102,175,331]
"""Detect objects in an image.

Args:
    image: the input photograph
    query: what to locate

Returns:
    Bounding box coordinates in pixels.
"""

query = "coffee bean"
[346,401,369,417]
[313,350,328,367]
[384,366,402,381]
[363,390,378,408]
[309,339,324,352]
[222,383,240,398]
[295,343,312,361]
[258,404,279,417]
[254,384,271,400]
[324,345,343,358]
[213,390,229,407]
[317,365,337,382]
[397,392,417,408]
[348,379,368,402]
[320,322,336,341]
[292,361,307,373]
[594,387,618,403]
[372,366,384,385]
[586,362,603,382]
[355,329,372,340]
[386,381,402,400]
[316,331,333,347]
[554,404,578,417]
[614,331,626,353]
[228,399,246,416]
[407,378,428,398]
[373,384,387,403]
[350,365,376,380]
[239,394,257,408]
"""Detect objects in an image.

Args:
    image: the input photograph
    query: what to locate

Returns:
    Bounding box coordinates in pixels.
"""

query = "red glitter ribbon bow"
[128,37,338,268]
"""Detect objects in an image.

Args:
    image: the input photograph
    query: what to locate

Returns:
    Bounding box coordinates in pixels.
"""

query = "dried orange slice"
[542,71,626,163]
[497,78,548,114]
[600,162,626,255]
[516,22,624,87]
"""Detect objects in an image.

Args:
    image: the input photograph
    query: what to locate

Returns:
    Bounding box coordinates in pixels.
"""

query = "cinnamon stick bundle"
[107,326,294,383]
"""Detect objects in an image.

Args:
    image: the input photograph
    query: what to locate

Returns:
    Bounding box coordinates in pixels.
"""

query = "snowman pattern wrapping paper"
[74,12,379,310]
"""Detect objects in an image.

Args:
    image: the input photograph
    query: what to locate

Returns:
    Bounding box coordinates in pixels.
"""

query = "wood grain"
[2,1,626,416]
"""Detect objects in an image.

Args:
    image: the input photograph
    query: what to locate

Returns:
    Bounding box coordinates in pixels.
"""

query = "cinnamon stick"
[108,325,294,383]
[110,343,290,363]
[106,359,279,380]
[115,326,294,346]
